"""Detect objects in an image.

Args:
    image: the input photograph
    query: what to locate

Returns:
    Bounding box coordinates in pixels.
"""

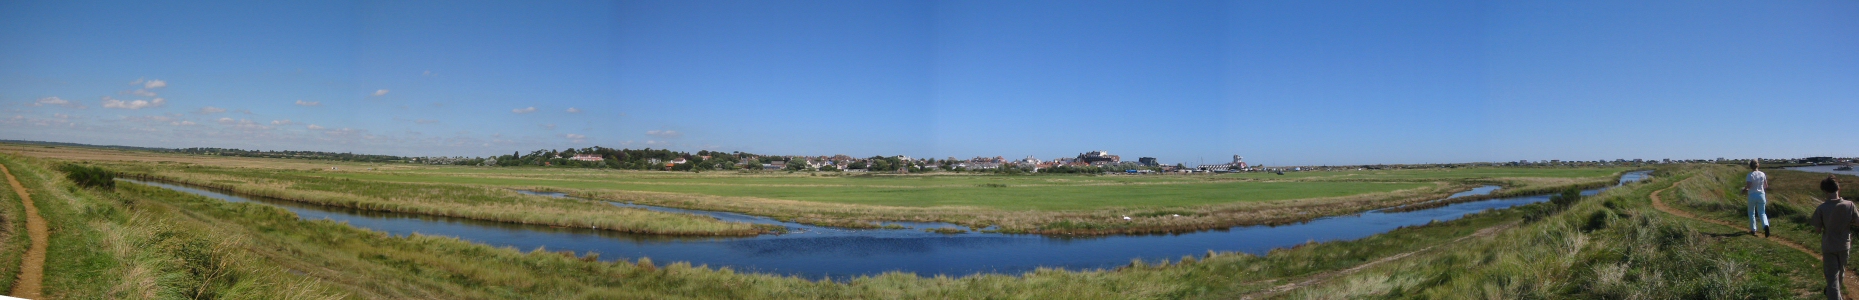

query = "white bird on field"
[1122,216,1131,221]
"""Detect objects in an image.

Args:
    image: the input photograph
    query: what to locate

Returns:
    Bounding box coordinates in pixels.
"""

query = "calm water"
[1786,165,1859,177]
[121,170,1648,280]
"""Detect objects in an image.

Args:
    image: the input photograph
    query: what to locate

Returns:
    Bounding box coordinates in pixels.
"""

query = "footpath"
[0,163,44,299]
[1649,175,1859,299]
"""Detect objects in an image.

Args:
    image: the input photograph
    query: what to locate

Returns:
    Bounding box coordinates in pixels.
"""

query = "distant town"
[7,140,1850,175]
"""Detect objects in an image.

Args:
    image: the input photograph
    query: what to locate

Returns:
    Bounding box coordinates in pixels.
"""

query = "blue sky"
[2,1,1854,166]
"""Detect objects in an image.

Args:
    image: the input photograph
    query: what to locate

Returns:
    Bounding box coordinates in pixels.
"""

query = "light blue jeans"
[1749,190,1769,232]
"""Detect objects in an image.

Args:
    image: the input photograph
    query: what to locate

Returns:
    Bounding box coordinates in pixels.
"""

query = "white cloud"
[129,89,158,97]
[645,130,682,138]
[414,119,438,124]
[33,97,68,106]
[271,119,293,125]
[512,107,537,114]
[539,123,556,130]
[565,133,586,143]
[294,100,321,107]
[646,140,665,145]
[198,106,227,114]
[217,117,236,124]
[33,97,83,109]
[372,89,389,96]
[307,124,324,130]
[170,120,197,126]
[565,107,581,113]
[143,79,166,89]
[101,96,165,110]
[225,118,267,130]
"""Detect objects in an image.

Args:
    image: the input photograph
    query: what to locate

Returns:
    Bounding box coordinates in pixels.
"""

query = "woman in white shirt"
[1743,160,1771,237]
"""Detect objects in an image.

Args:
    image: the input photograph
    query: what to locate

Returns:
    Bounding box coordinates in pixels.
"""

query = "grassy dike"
[1659,164,1859,287]
[8,158,1665,298]
[1288,164,1823,298]
[0,154,346,299]
[0,156,28,292]
[110,167,774,236]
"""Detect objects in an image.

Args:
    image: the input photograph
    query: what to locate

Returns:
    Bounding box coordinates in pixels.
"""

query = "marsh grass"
[116,170,766,236]
[0,154,347,299]
[1285,165,1818,298]
[0,159,28,291]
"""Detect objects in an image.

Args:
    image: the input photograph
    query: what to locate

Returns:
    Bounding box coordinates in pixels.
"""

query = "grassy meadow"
[1284,164,1837,298]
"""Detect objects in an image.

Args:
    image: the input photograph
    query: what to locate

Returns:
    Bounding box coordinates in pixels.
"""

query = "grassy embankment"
[0,154,346,299]
[0,157,28,292]
[106,166,774,236]
[1285,164,1826,298]
[1659,165,1859,282]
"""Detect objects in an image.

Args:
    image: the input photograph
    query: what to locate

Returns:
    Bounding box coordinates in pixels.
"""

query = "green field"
[297,171,1428,210]
[248,166,1627,211]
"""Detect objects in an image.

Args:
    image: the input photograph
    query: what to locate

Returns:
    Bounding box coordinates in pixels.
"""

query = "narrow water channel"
[121,170,1649,280]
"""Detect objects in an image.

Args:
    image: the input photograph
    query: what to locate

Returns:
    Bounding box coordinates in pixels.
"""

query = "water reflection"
[121,170,1650,280]
[1787,165,1859,177]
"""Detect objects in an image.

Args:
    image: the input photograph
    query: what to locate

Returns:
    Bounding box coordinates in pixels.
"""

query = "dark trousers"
[1829,251,1850,300]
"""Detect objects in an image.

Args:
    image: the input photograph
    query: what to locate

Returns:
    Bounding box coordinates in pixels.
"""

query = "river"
[120,170,1648,280]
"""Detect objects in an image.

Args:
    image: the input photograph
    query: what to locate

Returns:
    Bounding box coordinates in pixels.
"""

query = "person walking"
[1811,175,1857,300]
[1745,160,1772,236]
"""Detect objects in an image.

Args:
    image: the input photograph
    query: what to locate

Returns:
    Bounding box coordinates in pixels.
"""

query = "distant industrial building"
[1138,157,1158,166]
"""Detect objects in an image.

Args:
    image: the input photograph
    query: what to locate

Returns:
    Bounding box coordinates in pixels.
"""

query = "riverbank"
[124,173,1637,279]
[114,172,777,236]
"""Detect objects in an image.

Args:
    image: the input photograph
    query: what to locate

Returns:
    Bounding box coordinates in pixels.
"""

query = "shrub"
[58,164,115,189]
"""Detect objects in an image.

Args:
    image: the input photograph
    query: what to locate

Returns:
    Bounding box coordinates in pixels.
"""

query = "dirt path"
[0,163,45,299]
[1239,221,1519,299]
[1649,175,1859,299]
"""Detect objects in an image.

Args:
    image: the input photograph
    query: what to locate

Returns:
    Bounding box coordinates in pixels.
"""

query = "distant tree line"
[169,147,410,163]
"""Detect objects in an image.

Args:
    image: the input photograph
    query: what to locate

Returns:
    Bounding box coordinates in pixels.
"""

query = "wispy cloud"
[565,133,586,143]
[217,118,268,131]
[646,130,682,138]
[372,89,389,96]
[539,123,556,130]
[294,100,321,107]
[170,120,196,126]
[32,97,84,109]
[101,96,165,110]
[414,119,438,124]
[307,124,325,130]
[198,106,226,114]
[143,79,166,89]
[271,119,293,125]
[512,107,537,114]
[565,107,581,113]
